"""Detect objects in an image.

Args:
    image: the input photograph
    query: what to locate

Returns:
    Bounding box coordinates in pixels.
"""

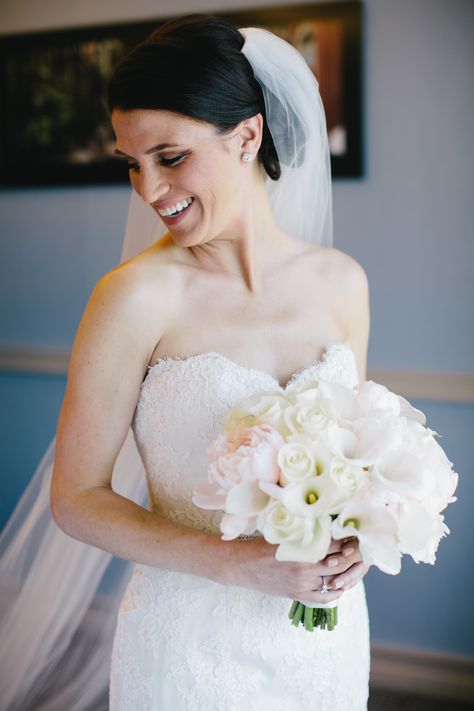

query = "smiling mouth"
[158,197,194,218]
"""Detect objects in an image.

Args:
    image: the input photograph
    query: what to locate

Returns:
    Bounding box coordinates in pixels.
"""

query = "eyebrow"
[114,143,182,159]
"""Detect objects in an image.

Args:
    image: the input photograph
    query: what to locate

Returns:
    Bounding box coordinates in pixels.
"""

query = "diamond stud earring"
[242,152,252,162]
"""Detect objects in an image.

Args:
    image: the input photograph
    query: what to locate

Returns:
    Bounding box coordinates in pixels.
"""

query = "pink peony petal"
[192,481,227,510]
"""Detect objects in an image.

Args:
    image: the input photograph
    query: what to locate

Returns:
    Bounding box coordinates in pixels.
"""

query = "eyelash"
[128,153,187,172]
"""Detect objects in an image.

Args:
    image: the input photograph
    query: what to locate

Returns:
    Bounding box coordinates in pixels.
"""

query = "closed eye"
[158,153,188,166]
[127,153,188,172]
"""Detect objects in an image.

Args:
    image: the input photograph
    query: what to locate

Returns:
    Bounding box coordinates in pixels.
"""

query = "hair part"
[107,14,281,180]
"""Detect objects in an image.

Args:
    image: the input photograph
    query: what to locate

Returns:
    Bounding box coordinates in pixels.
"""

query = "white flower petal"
[275,515,332,563]
[282,477,334,518]
[225,481,269,516]
[220,513,256,540]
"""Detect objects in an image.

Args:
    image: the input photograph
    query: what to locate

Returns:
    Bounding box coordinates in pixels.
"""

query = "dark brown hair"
[107,14,281,180]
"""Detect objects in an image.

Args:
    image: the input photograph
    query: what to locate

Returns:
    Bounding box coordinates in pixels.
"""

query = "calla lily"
[397,502,449,564]
[225,480,270,516]
[373,450,431,500]
[282,476,334,518]
[332,500,401,574]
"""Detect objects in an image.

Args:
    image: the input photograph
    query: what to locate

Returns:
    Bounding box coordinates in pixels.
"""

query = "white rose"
[258,501,332,563]
[282,401,336,439]
[289,379,358,421]
[326,457,368,511]
[258,501,309,544]
[226,391,290,433]
[278,441,317,486]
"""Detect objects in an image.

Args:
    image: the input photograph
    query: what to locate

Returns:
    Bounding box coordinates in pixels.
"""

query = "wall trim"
[0,345,72,375]
[370,642,474,702]
[369,367,474,404]
[0,345,473,404]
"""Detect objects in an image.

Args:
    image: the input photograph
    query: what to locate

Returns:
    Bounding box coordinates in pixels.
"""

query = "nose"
[136,165,171,205]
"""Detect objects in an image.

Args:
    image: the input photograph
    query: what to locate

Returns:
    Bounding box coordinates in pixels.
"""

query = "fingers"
[326,539,345,555]
[292,561,369,606]
[324,540,361,572]
[295,589,343,607]
[329,562,370,592]
[326,537,355,556]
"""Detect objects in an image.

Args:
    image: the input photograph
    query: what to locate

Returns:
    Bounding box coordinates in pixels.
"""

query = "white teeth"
[158,197,193,217]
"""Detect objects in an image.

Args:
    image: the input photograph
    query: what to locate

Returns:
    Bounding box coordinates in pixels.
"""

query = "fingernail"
[327,557,339,568]
[343,547,354,557]
[334,579,345,589]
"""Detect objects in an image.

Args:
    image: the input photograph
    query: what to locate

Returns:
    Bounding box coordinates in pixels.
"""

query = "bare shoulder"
[52,241,183,503]
[69,239,184,391]
[309,246,370,381]
[316,246,368,291]
[90,240,181,332]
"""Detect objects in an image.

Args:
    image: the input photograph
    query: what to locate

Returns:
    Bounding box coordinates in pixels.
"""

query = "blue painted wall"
[1,0,473,657]
[364,400,474,656]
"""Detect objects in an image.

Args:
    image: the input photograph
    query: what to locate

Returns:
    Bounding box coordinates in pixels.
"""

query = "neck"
[187,171,293,293]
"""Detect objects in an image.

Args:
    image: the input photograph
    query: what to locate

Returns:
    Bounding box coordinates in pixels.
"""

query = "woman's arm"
[51,258,362,604]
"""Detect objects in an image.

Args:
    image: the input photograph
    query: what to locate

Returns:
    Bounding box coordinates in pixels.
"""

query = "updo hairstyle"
[107,14,281,180]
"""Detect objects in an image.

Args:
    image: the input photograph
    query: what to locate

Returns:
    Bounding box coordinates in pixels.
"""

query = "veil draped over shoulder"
[0,27,332,710]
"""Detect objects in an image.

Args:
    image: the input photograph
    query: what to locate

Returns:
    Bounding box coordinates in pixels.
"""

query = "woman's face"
[112,108,256,247]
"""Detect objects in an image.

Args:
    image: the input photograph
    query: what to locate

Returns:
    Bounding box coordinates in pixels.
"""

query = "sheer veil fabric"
[0,27,333,710]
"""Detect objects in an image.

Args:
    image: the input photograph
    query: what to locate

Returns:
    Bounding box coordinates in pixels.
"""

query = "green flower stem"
[304,605,314,632]
[288,600,339,631]
[291,601,305,626]
[288,600,300,619]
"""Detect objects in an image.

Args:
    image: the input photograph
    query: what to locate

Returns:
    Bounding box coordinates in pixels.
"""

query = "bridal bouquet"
[192,378,458,631]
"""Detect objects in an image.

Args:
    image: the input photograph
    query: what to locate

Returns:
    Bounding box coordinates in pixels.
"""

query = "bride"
[1,13,370,710]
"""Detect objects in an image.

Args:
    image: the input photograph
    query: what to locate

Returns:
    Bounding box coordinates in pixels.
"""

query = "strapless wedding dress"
[109,342,370,710]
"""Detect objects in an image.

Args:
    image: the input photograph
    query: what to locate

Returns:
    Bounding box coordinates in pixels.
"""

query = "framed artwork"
[0,1,363,187]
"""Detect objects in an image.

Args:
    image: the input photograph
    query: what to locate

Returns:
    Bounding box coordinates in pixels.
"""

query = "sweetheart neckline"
[143,340,354,391]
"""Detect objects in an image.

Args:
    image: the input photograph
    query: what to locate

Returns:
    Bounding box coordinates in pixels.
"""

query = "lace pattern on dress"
[109,341,369,710]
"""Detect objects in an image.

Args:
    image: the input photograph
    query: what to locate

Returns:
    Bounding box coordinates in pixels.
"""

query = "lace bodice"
[132,341,359,533]
[111,341,369,711]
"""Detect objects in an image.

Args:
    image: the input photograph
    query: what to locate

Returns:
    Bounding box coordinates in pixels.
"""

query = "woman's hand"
[227,536,369,605]
[323,538,370,598]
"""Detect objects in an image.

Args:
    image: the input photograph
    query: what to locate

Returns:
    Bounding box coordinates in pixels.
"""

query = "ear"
[238,113,263,157]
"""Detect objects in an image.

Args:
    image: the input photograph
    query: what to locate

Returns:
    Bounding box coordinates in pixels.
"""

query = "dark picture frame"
[0,1,363,187]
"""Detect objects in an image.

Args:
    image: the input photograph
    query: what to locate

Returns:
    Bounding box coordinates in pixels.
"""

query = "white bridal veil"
[0,26,333,710]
